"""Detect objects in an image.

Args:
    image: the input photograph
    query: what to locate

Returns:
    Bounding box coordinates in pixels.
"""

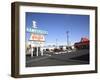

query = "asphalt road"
[26,49,89,67]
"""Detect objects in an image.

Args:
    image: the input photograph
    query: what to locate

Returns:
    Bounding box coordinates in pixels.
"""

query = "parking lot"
[26,49,89,67]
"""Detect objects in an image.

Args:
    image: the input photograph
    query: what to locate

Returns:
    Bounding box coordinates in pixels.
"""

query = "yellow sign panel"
[30,34,45,42]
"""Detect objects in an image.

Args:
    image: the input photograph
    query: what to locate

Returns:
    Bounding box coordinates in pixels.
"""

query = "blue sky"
[26,12,89,45]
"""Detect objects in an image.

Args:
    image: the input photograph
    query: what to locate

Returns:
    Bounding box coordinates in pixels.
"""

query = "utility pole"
[66,31,69,48]
[56,39,58,48]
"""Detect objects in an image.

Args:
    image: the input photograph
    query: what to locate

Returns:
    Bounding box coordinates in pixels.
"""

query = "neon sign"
[30,34,45,42]
[26,28,48,35]
[32,20,37,29]
[26,20,48,35]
